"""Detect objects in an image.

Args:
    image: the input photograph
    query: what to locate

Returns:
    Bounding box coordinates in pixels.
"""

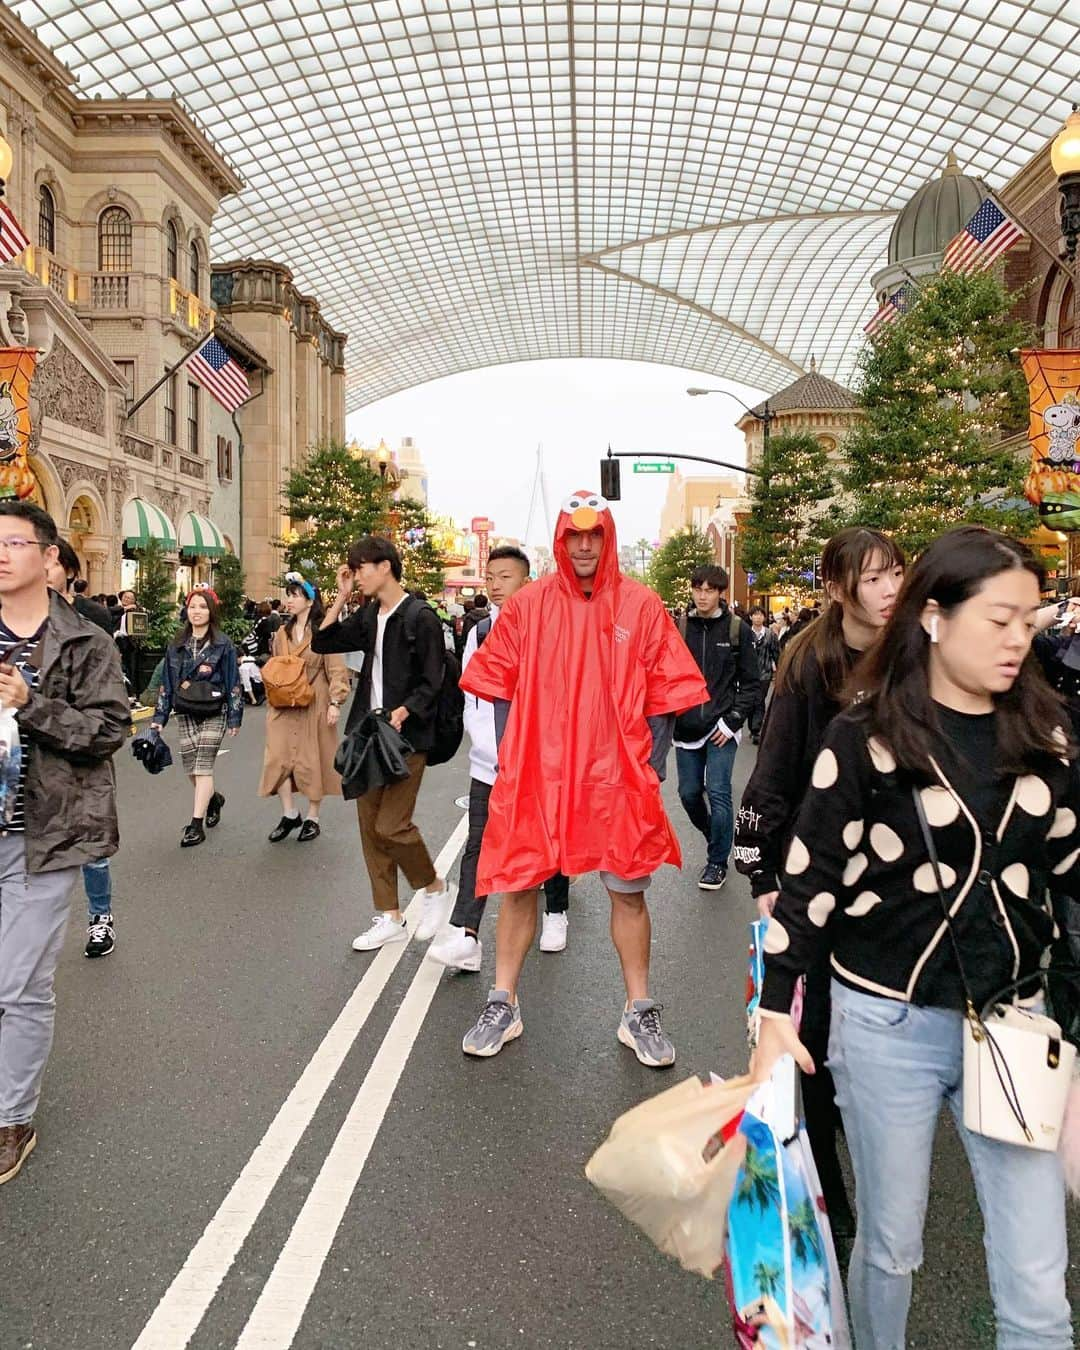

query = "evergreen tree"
[213,551,247,641]
[395,495,447,596]
[135,539,178,649]
[646,528,715,608]
[740,431,836,592]
[280,442,392,592]
[840,269,1034,556]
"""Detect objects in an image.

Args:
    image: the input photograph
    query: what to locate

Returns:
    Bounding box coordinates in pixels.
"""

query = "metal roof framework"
[14,0,1077,406]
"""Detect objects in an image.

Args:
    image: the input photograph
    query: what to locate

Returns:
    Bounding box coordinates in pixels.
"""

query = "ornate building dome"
[887,153,990,265]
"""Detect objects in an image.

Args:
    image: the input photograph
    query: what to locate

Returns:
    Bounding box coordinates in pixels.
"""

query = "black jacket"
[12,591,129,873]
[761,709,1080,1016]
[749,625,780,680]
[734,644,856,896]
[673,606,760,742]
[74,595,114,635]
[312,595,445,752]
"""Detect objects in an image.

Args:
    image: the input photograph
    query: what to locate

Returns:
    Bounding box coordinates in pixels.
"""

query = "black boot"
[206,792,225,829]
[268,813,302,842]
[181,819,206,848]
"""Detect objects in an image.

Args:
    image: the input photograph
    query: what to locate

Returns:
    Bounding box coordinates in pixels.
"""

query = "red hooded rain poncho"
[460,490,708,893]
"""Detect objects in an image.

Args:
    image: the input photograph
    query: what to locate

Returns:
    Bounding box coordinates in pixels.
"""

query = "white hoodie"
[462,602,499,785]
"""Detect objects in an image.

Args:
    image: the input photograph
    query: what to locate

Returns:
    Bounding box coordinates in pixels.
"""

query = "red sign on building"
[471,518,494,578]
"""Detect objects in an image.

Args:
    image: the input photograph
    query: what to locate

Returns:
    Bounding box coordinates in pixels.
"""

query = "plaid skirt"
[176,712,227,775]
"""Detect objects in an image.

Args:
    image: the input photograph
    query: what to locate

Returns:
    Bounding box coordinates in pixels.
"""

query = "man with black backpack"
[313,536,459,951]
[674,565,759,892]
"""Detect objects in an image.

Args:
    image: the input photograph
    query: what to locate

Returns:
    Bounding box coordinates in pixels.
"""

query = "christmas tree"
[740,431,836,592]
[646,528,716,608]
[840,269,1033,556]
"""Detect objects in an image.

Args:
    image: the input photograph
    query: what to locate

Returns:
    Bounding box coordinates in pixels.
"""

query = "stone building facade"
[0,7,347,600]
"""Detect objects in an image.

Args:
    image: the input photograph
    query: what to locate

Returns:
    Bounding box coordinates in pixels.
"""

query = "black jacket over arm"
[312,596,445,752]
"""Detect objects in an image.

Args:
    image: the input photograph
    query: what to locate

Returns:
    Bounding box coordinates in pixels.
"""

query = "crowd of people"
[0,490,1077,1348]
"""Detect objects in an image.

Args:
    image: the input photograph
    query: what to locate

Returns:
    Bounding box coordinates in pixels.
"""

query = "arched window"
[166,219,179,281]
[98,207,132,272]
[38,185,55,253]
[189,239,201,298]
[1061,280,1075,349]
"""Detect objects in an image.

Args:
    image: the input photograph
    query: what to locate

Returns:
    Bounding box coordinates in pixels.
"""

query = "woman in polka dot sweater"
[754,525,1077,1350]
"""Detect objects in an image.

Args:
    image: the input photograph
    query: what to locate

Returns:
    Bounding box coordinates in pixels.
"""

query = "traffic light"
[600,455,621,500]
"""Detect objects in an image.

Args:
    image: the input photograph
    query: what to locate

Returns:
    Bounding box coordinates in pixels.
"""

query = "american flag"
[0,202,30,265]
[187,333,251,412]
[941,195,1026,276]
[864,282,915,337]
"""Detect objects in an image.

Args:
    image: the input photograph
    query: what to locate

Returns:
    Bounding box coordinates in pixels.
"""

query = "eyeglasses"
[0,538,48,553]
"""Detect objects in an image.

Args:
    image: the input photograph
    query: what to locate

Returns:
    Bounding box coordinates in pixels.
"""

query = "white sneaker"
[351,913,408,951]
[427,926,482,972]
[414,881,456,942]
[539,911,569,953]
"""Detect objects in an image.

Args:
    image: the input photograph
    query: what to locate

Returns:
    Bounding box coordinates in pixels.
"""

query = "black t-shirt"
[934,703,1007,831]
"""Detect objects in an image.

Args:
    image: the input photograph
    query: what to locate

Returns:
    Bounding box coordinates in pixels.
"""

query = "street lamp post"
[1052,104,1080,265]
[377,445,389,479]
[687,386,773,466]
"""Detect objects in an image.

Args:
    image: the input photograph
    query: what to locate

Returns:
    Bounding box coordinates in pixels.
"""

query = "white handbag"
[914,787,1078,1152]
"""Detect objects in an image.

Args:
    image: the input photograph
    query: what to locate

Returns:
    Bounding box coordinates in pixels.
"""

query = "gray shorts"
[599,870,653,894]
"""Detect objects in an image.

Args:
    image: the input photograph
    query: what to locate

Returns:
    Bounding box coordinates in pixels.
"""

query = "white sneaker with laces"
[427,926,482,972]
[351,913,408,951]
[539,911,568,952]
[414,881,456,942]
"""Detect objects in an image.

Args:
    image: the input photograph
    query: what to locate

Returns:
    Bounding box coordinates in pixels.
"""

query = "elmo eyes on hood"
[560,493,609,515]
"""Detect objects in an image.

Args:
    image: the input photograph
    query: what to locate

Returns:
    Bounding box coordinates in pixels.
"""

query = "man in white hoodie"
[428,546,569,972]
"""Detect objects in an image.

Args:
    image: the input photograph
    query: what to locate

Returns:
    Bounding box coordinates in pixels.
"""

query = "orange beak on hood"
[570,505,600,531]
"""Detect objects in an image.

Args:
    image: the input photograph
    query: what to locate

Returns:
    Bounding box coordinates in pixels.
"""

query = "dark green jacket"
[13,590,129,872]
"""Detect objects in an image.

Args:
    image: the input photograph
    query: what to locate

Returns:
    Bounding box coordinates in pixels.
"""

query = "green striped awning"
[122,498,176,550]
[178,511,226,558]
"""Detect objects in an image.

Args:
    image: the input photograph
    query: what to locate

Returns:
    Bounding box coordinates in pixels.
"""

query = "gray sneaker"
[462,989,523,1058]
[618,999,675,1068]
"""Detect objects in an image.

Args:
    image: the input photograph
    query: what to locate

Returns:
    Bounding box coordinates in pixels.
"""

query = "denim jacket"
[154,635,243,729]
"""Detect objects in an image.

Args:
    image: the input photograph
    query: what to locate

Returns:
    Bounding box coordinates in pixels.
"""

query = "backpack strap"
[475,614,493,648]
[729,613,742,647]
[677,613,688,640]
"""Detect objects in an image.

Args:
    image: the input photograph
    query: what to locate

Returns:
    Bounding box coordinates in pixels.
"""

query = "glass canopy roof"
[14,0,1076,407]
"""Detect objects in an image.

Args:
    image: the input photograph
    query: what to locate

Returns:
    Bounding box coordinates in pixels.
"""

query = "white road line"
[234,909,452,1347]
[130,812,470,1350]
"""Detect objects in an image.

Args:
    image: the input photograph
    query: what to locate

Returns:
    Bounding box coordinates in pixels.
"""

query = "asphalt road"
[1,707,1077,1349]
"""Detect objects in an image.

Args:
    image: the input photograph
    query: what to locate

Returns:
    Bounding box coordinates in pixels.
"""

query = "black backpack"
[402,597,465,767]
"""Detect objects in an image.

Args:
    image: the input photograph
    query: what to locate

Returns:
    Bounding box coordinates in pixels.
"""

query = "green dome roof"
[888,154,990,265]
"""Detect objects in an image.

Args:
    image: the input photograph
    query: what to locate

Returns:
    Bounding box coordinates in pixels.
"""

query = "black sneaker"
[698,863,727,891]
[85,914,115,958]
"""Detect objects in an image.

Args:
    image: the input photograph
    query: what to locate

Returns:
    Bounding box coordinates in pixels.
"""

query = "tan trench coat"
[258,626,351,799]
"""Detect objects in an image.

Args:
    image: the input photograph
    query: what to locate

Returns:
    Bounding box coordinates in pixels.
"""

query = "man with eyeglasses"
[0,502,128,1186]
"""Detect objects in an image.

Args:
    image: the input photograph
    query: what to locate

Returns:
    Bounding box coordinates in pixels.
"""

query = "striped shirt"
[0,617,46,834]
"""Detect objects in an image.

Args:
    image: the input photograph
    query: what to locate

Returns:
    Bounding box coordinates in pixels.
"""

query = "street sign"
[632,461,676,474]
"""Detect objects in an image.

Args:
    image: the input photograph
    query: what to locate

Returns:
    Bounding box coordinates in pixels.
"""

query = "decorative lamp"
[0,132,13,199]
[1052,105,1080,262]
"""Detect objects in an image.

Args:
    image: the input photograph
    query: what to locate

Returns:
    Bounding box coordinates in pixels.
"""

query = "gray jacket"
[12,590,129,873]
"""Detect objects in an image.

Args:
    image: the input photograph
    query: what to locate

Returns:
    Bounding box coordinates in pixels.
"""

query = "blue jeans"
[675,738,737,868]
[81,859,112,918]
[828,980,1072,1350]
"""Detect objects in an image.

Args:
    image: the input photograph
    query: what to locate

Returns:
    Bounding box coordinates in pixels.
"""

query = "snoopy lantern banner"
[1022,348,1080,529]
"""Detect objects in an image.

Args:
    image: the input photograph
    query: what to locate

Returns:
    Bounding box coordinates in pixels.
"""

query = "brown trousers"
[355,753,437,911]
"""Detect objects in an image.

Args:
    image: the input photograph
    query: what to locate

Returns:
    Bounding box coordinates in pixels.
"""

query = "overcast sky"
[345,358,767,552]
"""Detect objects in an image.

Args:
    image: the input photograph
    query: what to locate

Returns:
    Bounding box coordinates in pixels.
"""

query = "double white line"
[132,814,470,1350]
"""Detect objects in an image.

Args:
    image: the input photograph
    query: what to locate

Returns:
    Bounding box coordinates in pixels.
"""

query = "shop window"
[98,207,132,272]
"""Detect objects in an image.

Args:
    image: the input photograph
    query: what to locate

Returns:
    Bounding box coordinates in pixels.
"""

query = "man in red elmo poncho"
[458,490,707,1065]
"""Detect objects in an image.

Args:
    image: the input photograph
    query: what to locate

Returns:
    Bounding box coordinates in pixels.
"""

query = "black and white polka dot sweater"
[760,709,1080,1016]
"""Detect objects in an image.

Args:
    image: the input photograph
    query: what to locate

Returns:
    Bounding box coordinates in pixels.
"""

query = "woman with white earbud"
[753,525,1077,1350]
